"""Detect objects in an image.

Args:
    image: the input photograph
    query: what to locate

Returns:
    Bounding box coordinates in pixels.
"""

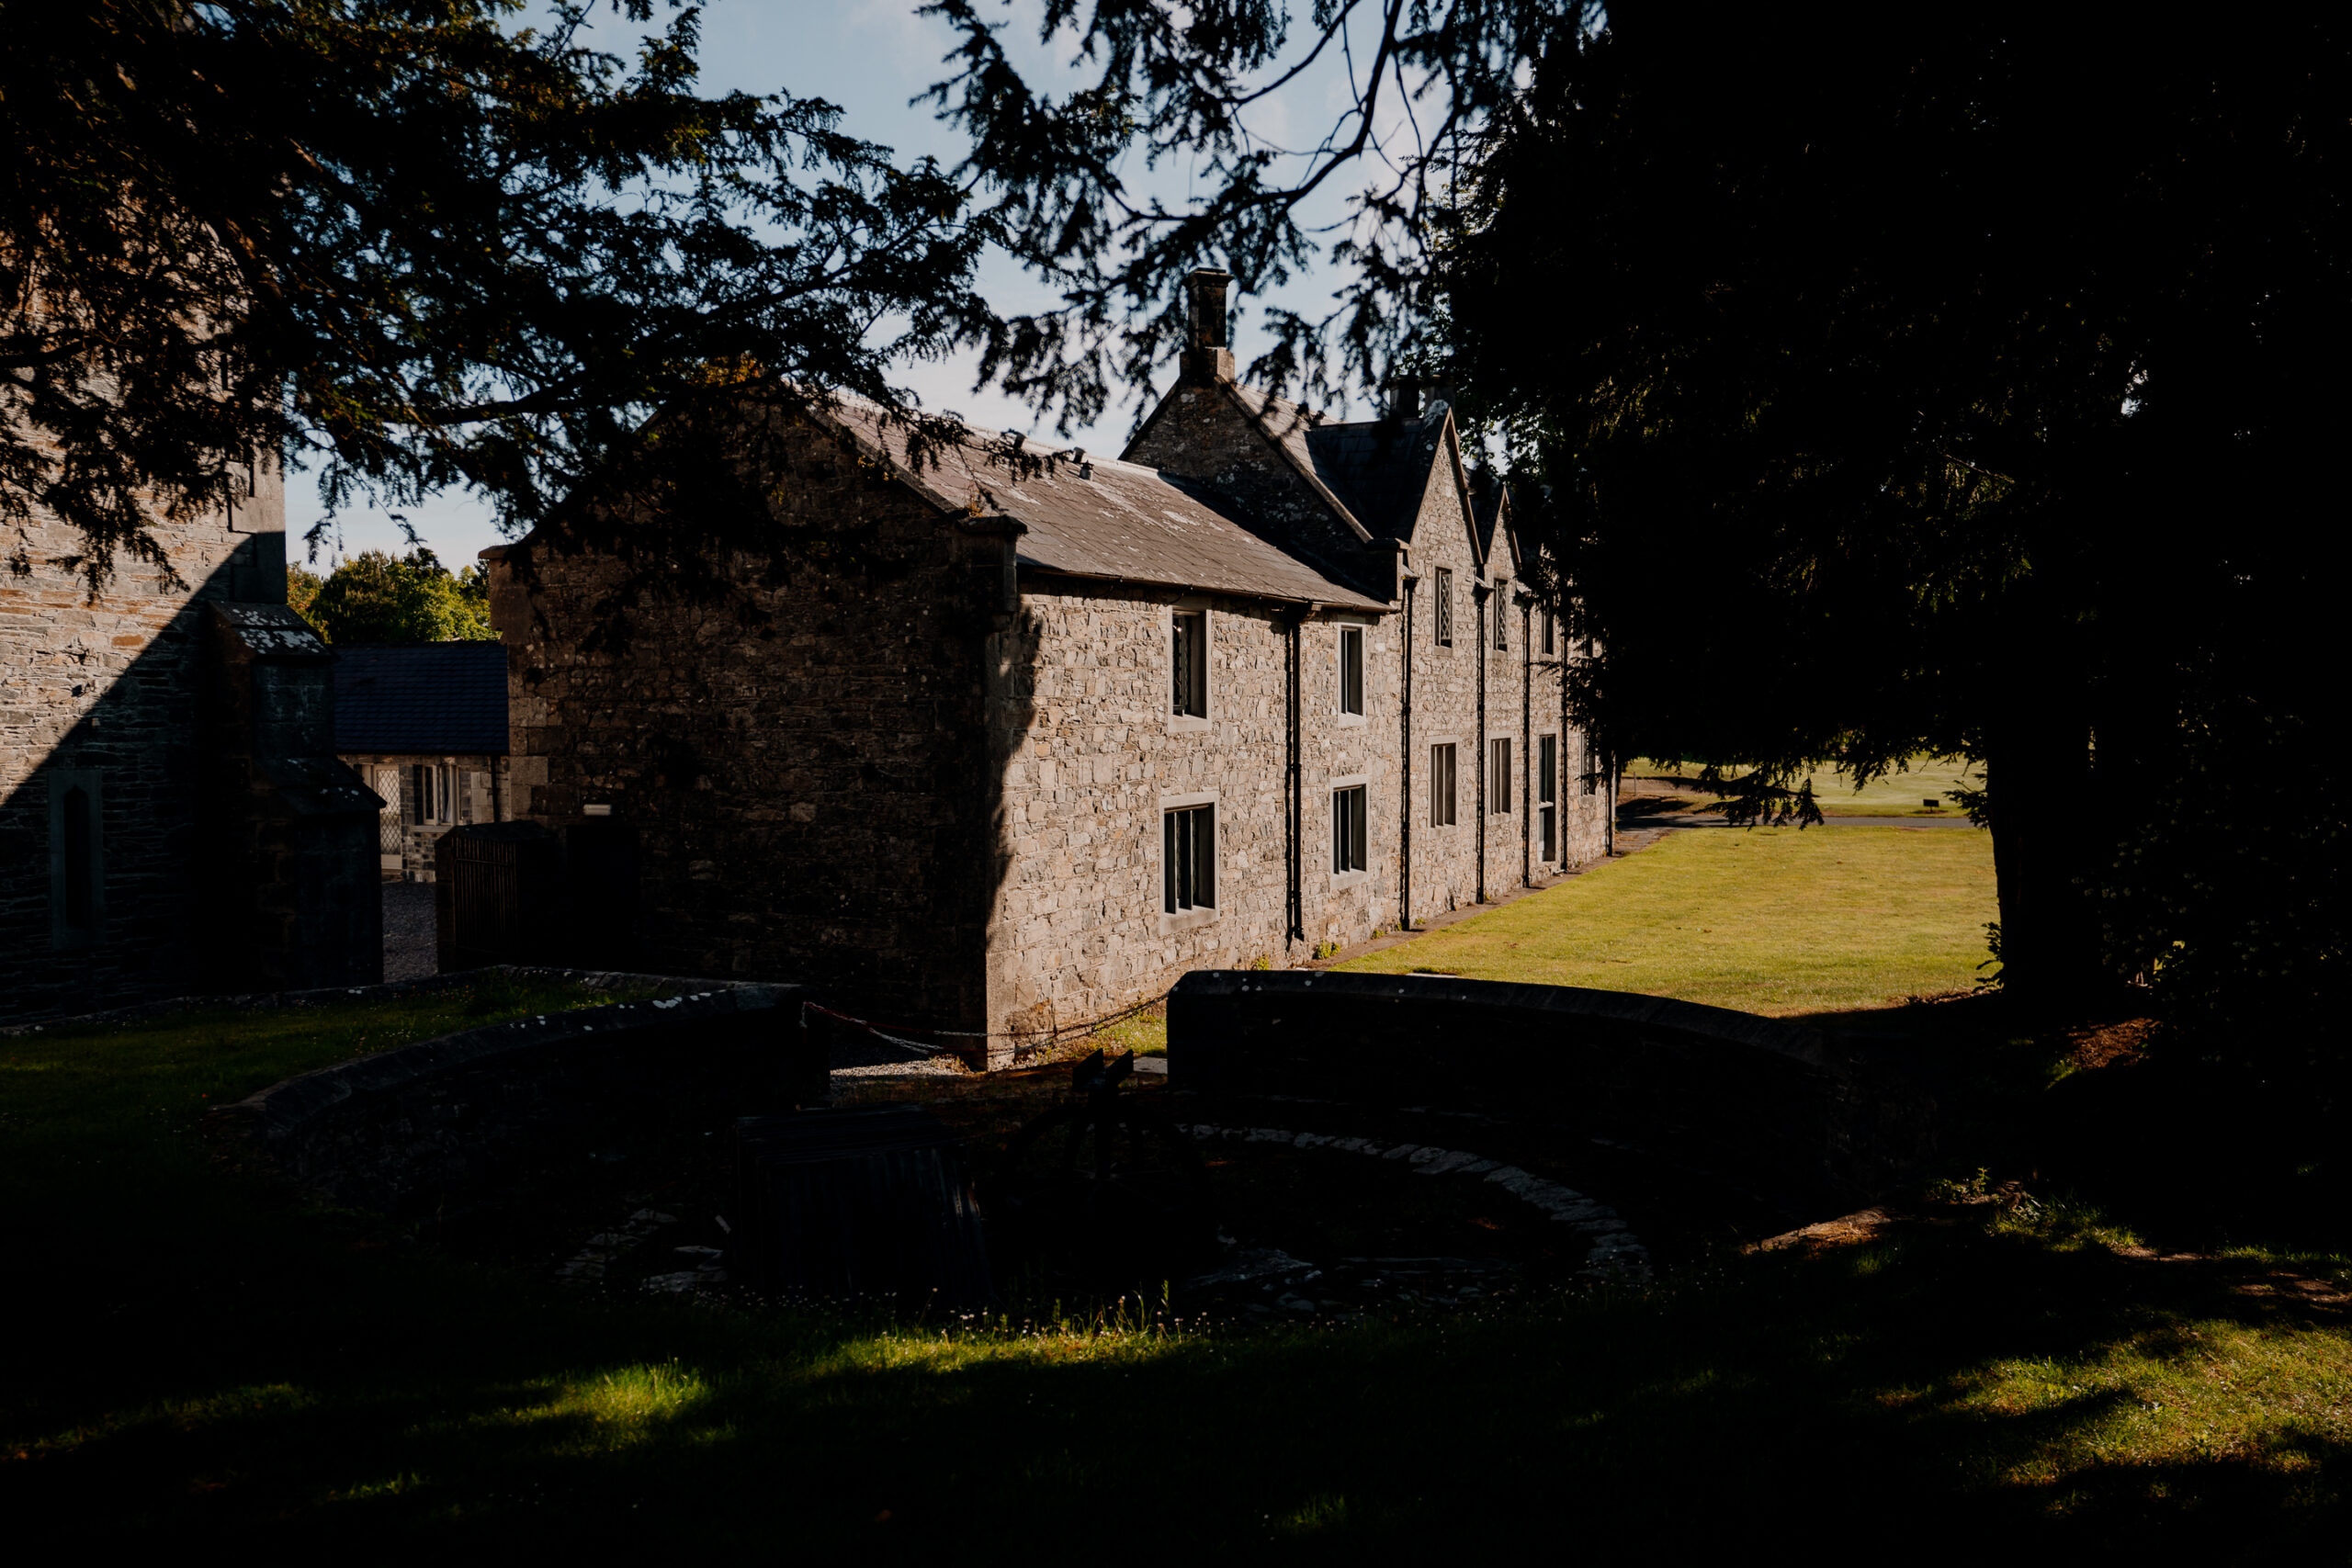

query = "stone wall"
[1168,970,1938,1219]
[488,393,1612,1061]
[489,413,1014,1030]
[987,581,1403,1037]
[198,604,384,992]
[0,450,311,1023]
[220,978,818,1214]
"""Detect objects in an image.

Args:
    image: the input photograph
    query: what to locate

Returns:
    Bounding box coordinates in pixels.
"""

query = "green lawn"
[1632,753,1981,816]
[1342,823,1998,1015]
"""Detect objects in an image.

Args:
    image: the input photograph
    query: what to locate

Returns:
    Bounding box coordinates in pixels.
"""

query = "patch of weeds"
[1926,1168,1996,1202]
[1986,1188,2143,1252]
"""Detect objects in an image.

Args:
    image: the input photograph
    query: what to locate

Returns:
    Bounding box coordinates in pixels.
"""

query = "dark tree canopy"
[925,0,1571,430]
[2,0,998,588]
[951,3,2347,1028]
[1434,9,2351,1011]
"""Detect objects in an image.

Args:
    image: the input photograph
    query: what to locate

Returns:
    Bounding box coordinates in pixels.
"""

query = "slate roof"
[1207,383,1473,553]
[1302,415,1453,543]
[820,400,1391,612]
[333,641,509,755]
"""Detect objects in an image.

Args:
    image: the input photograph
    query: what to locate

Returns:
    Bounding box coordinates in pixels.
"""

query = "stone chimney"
[1182,268,1234,383]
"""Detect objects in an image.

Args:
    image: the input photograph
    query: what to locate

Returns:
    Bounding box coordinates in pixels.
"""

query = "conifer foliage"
[2,0,997,589]
[1434,9,2352,1007]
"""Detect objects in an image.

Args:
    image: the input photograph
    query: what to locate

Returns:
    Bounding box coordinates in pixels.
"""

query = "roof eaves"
[1017,559,1388,614]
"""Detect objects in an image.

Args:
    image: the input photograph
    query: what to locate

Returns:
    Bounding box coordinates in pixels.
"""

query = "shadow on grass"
[5,990,2346,1554]
[6,1182,2345,1555]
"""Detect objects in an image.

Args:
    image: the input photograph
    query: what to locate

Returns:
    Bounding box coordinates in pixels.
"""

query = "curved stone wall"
[1167,971,1933,1213]
[220,973,818,1213]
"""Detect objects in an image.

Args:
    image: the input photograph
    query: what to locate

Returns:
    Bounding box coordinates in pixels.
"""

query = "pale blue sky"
[293,0,1397,570]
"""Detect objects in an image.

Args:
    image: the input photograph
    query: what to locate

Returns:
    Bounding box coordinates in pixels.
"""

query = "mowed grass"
[1632,753,1981,816]
[0,975,625,1150]
[2,976,2347,1548]
[1341,824,1997,1015]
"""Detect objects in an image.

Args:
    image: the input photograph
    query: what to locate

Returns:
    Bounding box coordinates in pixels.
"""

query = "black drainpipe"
[1399,576,1416,931]
[1285,607,1304,945]
[1521,598,1532,887]
[1562,627,1573,861]
[1474,585,1488,904]
[1607,752,1619,857]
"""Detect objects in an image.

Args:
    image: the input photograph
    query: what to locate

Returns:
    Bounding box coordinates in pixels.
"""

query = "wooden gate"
[435,822,564,971]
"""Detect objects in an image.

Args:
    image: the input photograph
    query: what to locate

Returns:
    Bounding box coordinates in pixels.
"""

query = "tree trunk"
[1984,694,2106,1005]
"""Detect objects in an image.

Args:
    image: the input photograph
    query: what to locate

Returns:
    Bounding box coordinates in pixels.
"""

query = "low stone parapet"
[1167,971,1933,1213]
[220,972,820,1213]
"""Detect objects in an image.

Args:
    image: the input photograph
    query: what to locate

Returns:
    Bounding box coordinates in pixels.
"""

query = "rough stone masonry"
[1,434,381,1024]
[488,271,1609,1062]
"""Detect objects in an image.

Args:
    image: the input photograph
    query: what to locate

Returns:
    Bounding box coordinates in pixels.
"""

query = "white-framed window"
[1163,801,1216,913]
[1332,783,1368,874]
[1170,608,1208,721]
[1539,734,1559,861]
[373,765,402,857]
[1338,626,1364,716]
[1489,738,1514,814]
[1430,743,1458,827]
[412,762,454,825]
[1433,568,1454,646]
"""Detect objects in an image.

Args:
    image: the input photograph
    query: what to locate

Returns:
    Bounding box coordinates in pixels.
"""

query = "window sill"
[1329,869,1368,891]
[1159,906,1218,935]
[1169,714,1210,735]
[1336,712,1366,728]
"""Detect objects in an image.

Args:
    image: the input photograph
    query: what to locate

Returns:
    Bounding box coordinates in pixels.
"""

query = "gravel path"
[381,882,436,982]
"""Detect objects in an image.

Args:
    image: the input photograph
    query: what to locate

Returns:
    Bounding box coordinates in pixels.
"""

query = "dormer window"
[1434,569,1453,646]
[1495,585,1510,650]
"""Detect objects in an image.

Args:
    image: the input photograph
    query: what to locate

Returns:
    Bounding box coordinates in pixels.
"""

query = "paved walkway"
[1632,811,1984,829]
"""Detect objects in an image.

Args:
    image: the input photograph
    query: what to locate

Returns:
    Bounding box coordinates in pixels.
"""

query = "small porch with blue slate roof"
[332,641,511,886]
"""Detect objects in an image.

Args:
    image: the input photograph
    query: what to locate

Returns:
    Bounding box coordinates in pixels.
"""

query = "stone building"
[333,641,512,881]
[0,450,383,1025]
[486,273,1608,1058]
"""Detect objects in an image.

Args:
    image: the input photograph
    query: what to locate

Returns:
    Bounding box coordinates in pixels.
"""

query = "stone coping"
[1171,969,1830,1069]
[219,979,804,1149]
[0,964,768,1039]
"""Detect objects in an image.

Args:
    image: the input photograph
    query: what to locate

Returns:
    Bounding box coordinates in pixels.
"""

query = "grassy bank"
[3,986,2346,1551]
[1341,824,1998,1015]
